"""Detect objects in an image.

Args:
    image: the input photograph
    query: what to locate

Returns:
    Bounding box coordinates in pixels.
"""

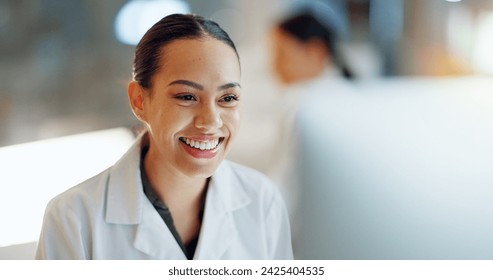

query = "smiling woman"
[35,14,293,260]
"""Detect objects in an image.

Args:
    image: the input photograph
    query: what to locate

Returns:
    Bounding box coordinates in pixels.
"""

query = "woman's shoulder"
[223,160,273,184]
[219,160,281,200]
[46,169,110,213]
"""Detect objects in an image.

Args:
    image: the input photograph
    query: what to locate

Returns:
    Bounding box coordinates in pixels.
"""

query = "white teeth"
[182,137,220,151]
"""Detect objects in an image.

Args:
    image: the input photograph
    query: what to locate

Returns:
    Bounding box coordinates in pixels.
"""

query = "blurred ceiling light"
[472,11,493,74]
[114,0,190,45]
[445,0,462,2]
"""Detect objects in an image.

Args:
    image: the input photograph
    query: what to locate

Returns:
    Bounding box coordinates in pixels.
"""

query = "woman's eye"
[176,94,196,101]
[220,95,240,103]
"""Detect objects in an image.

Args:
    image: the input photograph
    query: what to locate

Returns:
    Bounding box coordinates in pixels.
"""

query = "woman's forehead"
[152,37,241,86]
[161,37,237,62]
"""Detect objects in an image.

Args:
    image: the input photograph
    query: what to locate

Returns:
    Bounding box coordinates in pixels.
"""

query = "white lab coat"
[35,134,293,260]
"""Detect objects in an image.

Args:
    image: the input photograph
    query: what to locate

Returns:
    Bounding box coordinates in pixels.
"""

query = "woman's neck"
[143,142,208,245]
[143,144,208,207]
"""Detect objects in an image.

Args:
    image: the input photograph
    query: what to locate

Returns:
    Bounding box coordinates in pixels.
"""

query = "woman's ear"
[306,38,330,62]
[305,38,331,74]
[127,81,146,122]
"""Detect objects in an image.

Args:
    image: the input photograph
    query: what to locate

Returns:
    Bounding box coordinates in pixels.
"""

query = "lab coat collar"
[193,160,251,259]
[105,132,251,259]
[105,133,144,225]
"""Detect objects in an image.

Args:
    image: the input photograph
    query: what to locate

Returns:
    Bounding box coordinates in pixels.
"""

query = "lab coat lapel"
[194,161,251,259]
[133,198,186,259]
[105,133,186,259]
[105,135,143,225]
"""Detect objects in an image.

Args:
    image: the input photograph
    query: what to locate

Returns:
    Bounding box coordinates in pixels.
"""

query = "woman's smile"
[179,136,225,159]
[179,137,223,151]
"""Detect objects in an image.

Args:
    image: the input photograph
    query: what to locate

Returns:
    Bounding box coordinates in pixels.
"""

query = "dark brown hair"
[279,11,353,80]
[133,14,239,88]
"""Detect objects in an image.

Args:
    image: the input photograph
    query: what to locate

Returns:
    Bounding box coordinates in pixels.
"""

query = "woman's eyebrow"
[167,80,241,91]
[168,80,204,90]
[218,82,241,91]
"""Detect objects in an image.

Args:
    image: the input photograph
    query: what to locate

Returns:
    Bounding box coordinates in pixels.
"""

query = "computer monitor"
[293,77,493,259]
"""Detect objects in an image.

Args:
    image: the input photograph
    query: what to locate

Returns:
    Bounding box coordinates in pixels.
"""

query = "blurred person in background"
[267,2,358,253]
[35,14,292,260]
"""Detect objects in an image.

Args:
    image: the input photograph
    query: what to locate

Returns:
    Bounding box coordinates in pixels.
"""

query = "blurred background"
[2,0,493,146]
[1,0,493,259]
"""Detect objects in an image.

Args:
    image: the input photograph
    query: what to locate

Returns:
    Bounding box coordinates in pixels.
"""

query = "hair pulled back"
[133,14,239,88]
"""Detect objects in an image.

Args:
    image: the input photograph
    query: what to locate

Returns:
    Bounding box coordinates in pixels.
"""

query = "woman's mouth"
[179,137,224,159]
[179,137,223,151]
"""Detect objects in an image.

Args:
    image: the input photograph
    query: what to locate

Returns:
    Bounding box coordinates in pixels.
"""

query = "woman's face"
[270,28,327,85]
[136,37,241,178]
[270,28,307,84]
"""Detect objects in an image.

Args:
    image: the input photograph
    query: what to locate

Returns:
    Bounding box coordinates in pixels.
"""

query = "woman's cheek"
[225,109,241,137]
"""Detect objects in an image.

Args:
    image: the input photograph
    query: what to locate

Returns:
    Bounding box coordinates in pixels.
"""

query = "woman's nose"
[194,103,223,132]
